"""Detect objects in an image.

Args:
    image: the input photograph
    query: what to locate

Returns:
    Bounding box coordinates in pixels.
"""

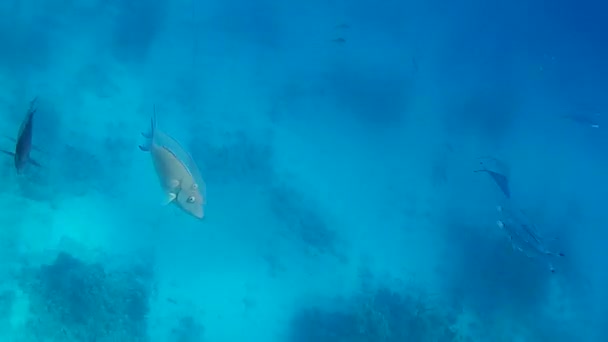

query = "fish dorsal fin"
[17,97,37,139]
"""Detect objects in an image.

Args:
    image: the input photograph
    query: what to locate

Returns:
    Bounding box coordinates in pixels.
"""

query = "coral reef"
[289,285,458,342]
[18,252,154,341]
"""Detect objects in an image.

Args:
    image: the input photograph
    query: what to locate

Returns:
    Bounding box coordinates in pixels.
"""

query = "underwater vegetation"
[0,0,604,340]
[288,285,457,342]
[18,252,154,341]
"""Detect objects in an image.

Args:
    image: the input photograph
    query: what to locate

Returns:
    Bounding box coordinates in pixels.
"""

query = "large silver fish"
[1,97,41,173]
[496,204,564,273]
[139,110,206,219]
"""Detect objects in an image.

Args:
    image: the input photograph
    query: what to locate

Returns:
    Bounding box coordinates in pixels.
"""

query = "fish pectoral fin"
[31,145,46,154]
[0,150,15,157]
[29,158,42,167]
[3,136,16,143]
[162,193,177,205]
[4,136,46,154]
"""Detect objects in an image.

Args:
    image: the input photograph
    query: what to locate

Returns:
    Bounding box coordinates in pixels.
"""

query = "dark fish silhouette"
[0,97,41,173]
[474,161,510,198]
[331,37,346,44]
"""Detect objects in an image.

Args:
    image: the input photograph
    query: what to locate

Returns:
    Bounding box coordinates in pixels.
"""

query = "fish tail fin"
[3,136,16,143]
[29,158,42,167]
[141,105,157,139]
[152,105,158,135]
[29,96,38,113]
[141,120,153,139]
[140,106,158,151]
[32,145,46,154]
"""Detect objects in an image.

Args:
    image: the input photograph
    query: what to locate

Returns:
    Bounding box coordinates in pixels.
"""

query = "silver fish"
[1,97,41,173]
[496,205,564,273]
[139,109,206,219]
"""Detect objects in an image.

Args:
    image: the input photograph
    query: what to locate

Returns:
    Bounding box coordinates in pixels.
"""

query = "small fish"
[0,97,41,173]
[496,205,565,273]
[139,108,206,219]
[561,112,601,128]
[331,37,346,44]
[474,160,510,198]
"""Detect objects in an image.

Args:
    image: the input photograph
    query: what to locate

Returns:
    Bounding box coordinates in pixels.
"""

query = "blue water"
[0,0,606,341]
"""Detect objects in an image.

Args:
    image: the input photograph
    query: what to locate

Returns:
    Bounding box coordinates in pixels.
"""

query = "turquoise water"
[0,0,606,341]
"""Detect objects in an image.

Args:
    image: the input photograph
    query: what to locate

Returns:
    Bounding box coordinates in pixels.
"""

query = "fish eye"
[187,196,196,203]
[192,183,198,190]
